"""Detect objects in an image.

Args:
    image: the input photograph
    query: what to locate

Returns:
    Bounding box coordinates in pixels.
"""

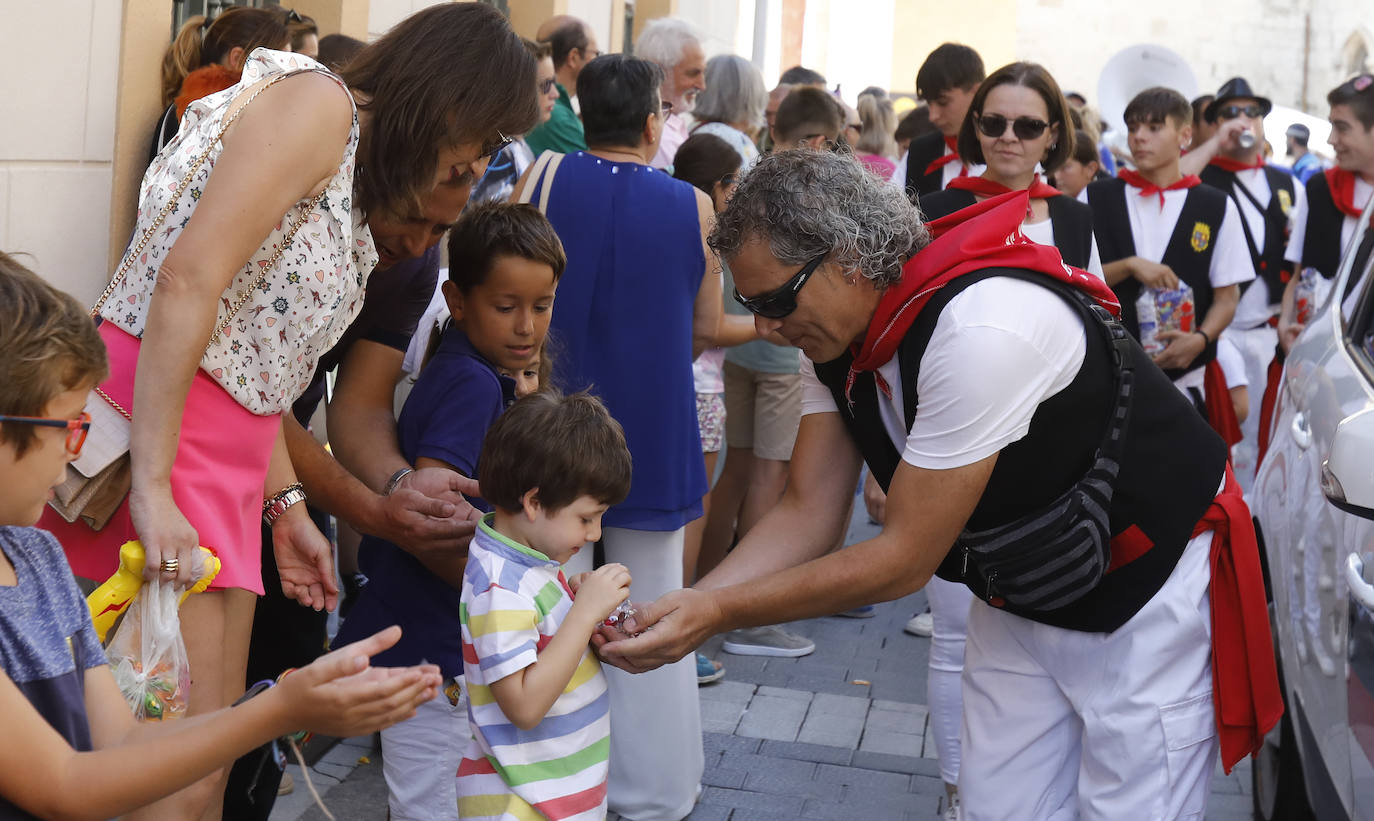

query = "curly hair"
[709,149,929,287]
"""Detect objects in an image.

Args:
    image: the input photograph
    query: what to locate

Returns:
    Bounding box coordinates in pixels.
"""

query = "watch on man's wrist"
[383,467,414,497]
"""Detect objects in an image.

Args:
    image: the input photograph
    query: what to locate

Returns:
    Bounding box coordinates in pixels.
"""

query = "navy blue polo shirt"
[332,325,515,678]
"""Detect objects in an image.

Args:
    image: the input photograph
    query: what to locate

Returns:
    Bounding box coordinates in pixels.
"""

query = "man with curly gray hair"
[599,148,1277,820]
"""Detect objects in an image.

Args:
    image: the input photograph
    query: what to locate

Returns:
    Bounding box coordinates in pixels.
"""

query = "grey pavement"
[270,508,1256,821]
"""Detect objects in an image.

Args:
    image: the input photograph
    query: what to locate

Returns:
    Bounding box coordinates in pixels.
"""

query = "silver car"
[1251,198,1374,821]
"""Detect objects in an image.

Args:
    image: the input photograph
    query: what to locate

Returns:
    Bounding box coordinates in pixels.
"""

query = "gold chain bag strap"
[50,70,329,530]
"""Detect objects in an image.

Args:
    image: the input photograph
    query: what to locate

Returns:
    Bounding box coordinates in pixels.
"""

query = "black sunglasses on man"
[731,252,828,319]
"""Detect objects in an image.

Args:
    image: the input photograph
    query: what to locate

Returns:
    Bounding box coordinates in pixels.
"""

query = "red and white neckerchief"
[1117,169,1201,210]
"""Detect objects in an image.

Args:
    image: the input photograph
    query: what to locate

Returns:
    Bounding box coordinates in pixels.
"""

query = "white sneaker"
[943,786,962,821]
[722,625,815,657]
[904,608,933,637]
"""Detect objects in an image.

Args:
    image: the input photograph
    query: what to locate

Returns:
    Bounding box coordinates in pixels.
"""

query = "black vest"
[1087,178,1227,380]
[903,132,951,205]
[918,188,1095,269]
[1199,164,1296,303]
[812,268,1227,633]
[1301,172,1346,279]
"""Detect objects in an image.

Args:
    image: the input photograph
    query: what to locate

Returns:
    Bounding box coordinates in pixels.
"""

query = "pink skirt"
[41,323,280,593]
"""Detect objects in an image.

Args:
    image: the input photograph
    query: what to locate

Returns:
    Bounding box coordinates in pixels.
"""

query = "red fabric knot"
[842,190,1120,405]
[1207,154,1266,174]
[1118,169,1202,210]
[923,135,967,178]
[1325,167,1374,226]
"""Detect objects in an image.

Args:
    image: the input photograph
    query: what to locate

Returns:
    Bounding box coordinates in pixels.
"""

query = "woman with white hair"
[691,54,768,165]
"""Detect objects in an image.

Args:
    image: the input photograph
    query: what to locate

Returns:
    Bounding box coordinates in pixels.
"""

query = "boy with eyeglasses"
[1087,87,1252,415]
[1194,77,1303,485]
[0,251,443,819]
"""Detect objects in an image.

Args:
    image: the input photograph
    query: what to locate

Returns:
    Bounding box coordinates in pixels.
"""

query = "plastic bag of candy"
[1136,284,1195,356]
[106,578,190,721]
[603,600,642,637]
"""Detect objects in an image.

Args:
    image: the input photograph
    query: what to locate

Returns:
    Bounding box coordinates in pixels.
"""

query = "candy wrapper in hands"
[106,578,191,721]
[604,601,642,637]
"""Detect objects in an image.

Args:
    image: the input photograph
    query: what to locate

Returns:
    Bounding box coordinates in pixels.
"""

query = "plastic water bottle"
[1294,267,1319,325]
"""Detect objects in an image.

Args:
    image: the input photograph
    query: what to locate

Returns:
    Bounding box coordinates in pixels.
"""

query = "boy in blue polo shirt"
[334,202,566,820]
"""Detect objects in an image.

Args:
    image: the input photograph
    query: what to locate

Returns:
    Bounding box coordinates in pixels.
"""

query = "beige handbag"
[49,71,327,530]
[516,149,565,213]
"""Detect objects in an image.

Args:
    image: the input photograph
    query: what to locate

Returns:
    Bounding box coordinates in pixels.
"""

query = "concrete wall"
[1015,0,1373,118]
[0,0,124,304]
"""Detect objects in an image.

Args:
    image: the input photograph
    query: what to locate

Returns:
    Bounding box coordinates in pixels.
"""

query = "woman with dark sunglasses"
[39,7,536,819]
[919,62,1104,278]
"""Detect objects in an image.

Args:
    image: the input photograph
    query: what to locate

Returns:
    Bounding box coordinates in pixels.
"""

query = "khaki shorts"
[723,360,801,461]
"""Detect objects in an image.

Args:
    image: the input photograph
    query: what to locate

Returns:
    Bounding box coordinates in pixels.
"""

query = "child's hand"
[570,563,632,626]
[567,571,592,593]
[276,626,442,737]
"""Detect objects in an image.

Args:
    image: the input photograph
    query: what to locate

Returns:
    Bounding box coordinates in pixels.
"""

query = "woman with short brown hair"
[41,5,536,819]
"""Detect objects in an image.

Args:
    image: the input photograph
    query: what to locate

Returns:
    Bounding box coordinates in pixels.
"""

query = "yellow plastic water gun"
[87,541,221,643]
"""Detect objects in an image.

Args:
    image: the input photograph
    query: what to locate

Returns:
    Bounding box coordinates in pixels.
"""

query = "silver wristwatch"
[263,484,307,527]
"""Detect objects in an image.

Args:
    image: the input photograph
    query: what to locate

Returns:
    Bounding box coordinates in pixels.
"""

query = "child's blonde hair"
[0,252,108,456]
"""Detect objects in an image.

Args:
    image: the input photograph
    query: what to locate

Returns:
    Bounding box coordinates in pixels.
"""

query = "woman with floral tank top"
[38,5,537,818]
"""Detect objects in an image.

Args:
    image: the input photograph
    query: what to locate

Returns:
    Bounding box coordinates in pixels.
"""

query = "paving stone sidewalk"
[272,512,1257,821]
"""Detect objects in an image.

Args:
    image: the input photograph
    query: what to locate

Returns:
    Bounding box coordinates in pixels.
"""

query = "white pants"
[960,530,1218,821]
[1227,323,1277,496]
[565,526,704,821]
[925,575,972,785]
[381,681,469,821]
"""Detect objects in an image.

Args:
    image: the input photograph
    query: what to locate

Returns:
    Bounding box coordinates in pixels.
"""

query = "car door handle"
[1292,411,1313,450]
[1347,554,1374,610]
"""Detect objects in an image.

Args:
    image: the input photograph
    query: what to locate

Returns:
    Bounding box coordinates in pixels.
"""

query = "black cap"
[1205,77,1272,122]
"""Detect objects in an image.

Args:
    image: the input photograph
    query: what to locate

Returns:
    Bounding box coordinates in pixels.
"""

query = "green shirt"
[526,83,587,156]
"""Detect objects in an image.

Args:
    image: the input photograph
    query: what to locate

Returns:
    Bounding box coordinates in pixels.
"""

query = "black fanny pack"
[956,296,1136,612]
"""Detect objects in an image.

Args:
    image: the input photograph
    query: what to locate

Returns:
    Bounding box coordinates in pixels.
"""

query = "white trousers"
[1227,323,1277,496]
[960,530,1219,821]
[381,682,469,821]
[925,575,972,785]
[565,526,704,821]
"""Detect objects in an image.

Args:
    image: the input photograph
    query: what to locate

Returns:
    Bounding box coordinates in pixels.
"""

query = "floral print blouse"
[101,49,378,415]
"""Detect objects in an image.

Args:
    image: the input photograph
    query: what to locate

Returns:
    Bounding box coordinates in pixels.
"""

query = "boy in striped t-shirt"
[459,391,634,820]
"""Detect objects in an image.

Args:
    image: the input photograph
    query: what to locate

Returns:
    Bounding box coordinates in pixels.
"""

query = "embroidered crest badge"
[1278,188,1293,214]
[1191,221,1211,253]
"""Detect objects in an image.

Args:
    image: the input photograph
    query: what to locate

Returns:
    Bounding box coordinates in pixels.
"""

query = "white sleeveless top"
[101,49,378,415]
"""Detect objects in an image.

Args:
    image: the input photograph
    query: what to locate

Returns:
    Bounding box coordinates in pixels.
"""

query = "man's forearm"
[1200,285,1239,341]
[1103,258,1133,287]
[696,490,852,594]
[283,414,383,532]
[328,405,409,493]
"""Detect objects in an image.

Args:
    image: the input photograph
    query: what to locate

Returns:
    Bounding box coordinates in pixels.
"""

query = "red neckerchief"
[1203,360,1242,446]
[844,190,1120,403]
[923,135,966,178]
[1208,154,1266,174]
[1325,167,1374,225]
[1196,464,1284,773]
[947,173,1063,200]
[1118,169,1202,210]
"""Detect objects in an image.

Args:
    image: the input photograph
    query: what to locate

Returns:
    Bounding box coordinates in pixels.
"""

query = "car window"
[1344,224,1374,365]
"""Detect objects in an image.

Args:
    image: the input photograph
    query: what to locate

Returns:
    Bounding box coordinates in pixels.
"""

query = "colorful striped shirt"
[458,517,609,820]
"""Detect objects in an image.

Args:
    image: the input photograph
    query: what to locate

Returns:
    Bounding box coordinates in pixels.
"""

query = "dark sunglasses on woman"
[731,252,828,319]
[975,113,1051,141]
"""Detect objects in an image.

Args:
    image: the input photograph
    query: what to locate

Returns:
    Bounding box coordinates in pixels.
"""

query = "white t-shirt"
[1284,174,1373,268]
[1122,186,1255,390]
[1220,167,1307,328]
[800,278,1086,470]
[889,147,986,193]
[1020,218,1105,281]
